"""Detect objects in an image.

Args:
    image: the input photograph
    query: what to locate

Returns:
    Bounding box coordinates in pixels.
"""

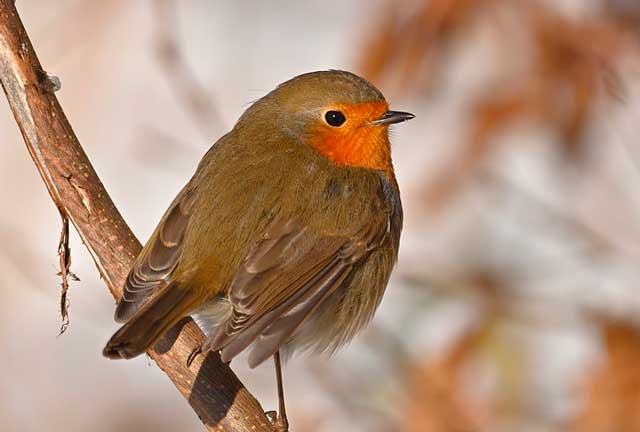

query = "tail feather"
[103,283,198,359]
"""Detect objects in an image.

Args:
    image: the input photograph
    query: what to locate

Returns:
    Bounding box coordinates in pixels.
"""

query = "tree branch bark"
[0,2,274,431]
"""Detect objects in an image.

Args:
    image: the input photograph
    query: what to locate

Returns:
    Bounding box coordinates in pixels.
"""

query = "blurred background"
[2,0,640,431]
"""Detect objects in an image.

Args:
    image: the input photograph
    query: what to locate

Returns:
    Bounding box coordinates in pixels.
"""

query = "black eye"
[324,110,346,127]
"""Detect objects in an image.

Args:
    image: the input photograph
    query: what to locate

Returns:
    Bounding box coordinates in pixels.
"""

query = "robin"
[103,70,413,431]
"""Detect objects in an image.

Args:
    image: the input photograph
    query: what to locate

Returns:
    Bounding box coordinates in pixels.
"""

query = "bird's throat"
[307,124,394,178]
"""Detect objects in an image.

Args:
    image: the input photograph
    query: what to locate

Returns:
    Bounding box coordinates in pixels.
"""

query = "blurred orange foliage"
[569,322,640,432]
[402,327,491,432]
[359,0,498,94]
[426,6,630,208]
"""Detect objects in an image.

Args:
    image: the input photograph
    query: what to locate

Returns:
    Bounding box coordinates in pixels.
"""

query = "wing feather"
[114,185,196,322]
[204,214,388,367]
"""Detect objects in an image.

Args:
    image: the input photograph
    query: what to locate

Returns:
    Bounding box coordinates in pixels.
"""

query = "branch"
[0,2,274,431]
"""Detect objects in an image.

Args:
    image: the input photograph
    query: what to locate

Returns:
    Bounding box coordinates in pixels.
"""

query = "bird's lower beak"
[372,110,415,126]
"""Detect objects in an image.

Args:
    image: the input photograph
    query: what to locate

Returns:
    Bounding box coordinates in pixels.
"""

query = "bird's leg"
[273,350,289,432]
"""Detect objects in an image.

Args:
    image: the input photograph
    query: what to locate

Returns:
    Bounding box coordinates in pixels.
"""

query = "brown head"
[236,70,414,177]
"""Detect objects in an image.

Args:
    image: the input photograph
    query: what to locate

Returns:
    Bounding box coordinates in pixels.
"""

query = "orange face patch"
[306,101,394,176]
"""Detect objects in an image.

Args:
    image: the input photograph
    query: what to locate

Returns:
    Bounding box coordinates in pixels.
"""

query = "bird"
[103,70,413,431]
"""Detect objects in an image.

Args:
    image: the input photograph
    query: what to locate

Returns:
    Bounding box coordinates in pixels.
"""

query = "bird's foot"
[186,344,203,368]
[265,410,289,432]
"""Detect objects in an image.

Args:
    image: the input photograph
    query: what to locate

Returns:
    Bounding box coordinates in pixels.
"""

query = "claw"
[265,410,278,423]
[186,344,202,368]
[265,410,289,432]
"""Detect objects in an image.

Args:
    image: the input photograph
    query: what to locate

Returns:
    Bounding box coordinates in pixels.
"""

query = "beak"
[372,110,415,126]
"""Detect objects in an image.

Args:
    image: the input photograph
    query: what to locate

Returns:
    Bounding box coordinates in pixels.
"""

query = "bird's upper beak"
[372,110,415,126]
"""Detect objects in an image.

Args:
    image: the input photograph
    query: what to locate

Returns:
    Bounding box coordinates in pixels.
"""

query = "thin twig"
[485,171,624,257]
[153,0,225,138]
[56,209,78,335]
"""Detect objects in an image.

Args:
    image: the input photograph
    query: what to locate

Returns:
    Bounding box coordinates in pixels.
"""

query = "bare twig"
[0,2,273,431]
[56,210,77,335]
